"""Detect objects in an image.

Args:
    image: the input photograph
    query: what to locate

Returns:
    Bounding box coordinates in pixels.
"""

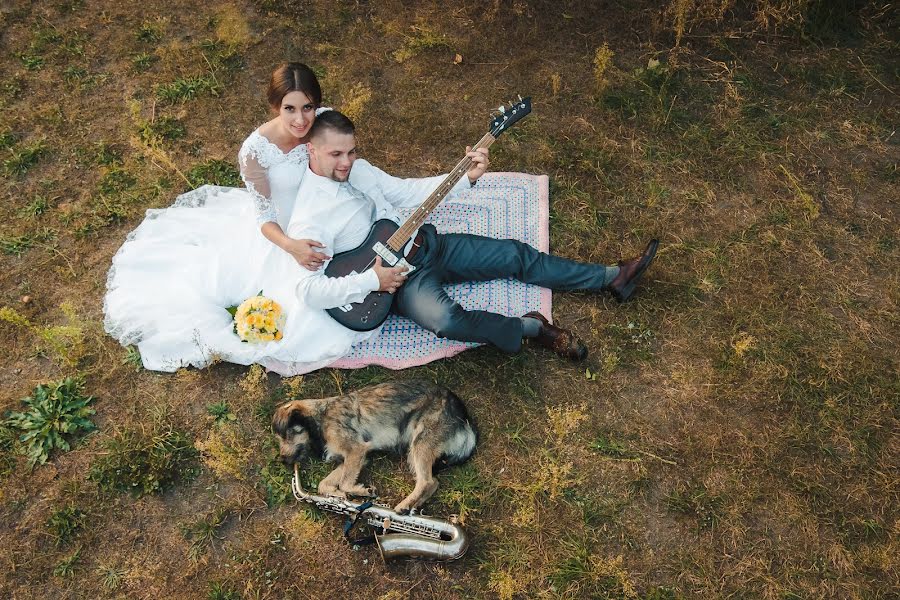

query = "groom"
[288,110,658,361]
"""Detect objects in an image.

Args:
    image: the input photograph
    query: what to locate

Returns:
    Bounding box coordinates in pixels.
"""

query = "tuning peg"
[518,94,523,101]
[498,105,506,113]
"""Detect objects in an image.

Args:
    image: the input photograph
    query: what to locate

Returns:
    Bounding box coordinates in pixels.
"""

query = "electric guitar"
[324,97,532,332]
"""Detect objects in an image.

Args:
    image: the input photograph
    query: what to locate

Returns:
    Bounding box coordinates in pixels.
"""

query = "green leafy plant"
[96,564,126,590]
[180,507,229,560]
[208,581,241,600]
[53,547,81,577]
[0,234,33,256]
[122,345,143,371]
[139,115,186,145]
[187,159,241,188]
[47,504,87,545]
[88,421,200,496]
[259,459,291,507]
[206,401,235,425]
[5,378,96,468]
[131,52,157,72]
[3,141,47,176]
[157,75,221,103]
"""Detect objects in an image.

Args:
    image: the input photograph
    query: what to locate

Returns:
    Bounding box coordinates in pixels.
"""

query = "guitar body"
[324,219,400,331]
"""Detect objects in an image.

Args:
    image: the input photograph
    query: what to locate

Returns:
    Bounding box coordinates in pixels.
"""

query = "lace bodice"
[238,130,309,228]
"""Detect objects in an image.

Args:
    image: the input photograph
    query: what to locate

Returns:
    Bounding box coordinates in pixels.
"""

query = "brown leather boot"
[522,311,588,361]
[607,239,659,302]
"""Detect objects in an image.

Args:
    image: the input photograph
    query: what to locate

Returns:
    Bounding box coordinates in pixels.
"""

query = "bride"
[104,63,379,374]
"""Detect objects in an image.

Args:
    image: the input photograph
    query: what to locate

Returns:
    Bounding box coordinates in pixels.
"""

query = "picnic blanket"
[329,171,552,370]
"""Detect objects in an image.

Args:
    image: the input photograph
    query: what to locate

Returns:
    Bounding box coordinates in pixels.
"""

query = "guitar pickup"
[373,241,416,274]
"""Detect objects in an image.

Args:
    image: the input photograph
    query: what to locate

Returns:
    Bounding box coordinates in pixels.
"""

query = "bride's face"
[278,91,316,140]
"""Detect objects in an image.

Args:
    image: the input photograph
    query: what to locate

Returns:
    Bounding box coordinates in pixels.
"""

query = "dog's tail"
[437,390,478,469]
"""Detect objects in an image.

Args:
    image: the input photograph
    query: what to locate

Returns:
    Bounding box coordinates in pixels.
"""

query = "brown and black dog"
[272,380,477,513]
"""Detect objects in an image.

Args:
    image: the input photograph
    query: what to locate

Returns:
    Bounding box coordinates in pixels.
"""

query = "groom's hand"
[466,146,490,185]
[373,257,408,294]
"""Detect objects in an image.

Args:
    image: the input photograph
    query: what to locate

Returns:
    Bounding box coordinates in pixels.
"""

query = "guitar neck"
[386,132,497,251]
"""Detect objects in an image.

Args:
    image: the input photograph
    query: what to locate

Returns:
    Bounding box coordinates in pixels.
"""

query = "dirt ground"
[0,0,897,598]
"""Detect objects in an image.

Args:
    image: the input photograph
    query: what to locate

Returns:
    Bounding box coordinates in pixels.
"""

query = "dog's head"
[272,401,322,465]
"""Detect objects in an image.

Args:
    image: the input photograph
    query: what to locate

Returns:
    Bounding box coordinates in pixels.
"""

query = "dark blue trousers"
[392,225,614,353]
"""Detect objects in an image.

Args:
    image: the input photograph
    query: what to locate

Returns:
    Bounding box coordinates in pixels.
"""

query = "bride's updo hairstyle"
[267,62,322,109]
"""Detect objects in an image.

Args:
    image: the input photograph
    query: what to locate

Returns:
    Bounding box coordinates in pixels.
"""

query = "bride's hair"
[267,62,322,109]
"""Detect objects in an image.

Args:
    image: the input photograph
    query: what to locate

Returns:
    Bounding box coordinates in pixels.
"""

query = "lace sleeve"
[238,147,278,226]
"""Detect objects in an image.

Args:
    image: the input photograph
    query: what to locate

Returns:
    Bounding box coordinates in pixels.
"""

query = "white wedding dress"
[103,130,379,374]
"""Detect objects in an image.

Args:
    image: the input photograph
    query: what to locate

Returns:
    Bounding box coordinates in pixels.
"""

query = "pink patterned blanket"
[329,172,551,370]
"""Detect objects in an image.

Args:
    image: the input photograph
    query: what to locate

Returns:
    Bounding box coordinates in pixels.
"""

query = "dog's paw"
[393,501,413,515]
[344,484,376,498]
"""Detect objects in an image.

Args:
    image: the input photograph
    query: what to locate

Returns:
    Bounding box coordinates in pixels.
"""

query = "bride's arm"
[239,151,328,270]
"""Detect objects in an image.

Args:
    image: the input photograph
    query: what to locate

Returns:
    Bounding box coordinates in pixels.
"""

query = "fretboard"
[386,132,497,252]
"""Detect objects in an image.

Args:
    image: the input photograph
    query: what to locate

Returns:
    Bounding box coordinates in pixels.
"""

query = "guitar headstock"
[489,96,531,137]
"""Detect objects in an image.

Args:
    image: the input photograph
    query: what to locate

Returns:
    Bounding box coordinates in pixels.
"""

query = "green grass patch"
[392,24,451,63]
[136,21,163,43]
[93,142,123,166]
[207,581,241,600]
[88,420,200,496]
[0,234,34,256]
[3,141,47,176]
[131,51,157,72]
[53,547,81,578]
[5,377,96,468]
[122,345,143,371]
[0,130,17,150]
[187,159,241,187]
[200,39,244,72]
[665,485,722,530]
[589,434,633,459]
[139,115,187,144]
[207,401,236,425]
[96,564,126,590]
[259,458,292,507]
[19,54,45,71]
[180,507,230,560]
[157,75,221,103]
[47,504,87,546]
[98,167,137,195]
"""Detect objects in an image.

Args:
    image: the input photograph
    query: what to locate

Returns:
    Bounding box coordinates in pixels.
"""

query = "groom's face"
[308,129,357,183]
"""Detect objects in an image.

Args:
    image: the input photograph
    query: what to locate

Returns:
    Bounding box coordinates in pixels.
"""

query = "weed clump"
[3,141,47,176]
[5,377,96,468]
[139,115,187,145]
[47,504,87,545]
[187,159,241,188]
[592,43,614,93]
[157,75,221,103]
[89,420,200,496]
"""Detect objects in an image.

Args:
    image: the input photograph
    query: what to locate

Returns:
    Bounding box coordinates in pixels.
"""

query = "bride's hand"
[286,238,330,271]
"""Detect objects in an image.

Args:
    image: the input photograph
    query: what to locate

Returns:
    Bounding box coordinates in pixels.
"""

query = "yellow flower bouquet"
[229,294,285,343]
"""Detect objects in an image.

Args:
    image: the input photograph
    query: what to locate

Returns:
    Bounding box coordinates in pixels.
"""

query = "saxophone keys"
[382,517,392,530]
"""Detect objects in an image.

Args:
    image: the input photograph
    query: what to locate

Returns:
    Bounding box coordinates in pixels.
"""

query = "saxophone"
[291,465,469,561]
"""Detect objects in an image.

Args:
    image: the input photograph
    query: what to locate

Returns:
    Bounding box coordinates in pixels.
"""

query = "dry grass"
[0,0,897,598]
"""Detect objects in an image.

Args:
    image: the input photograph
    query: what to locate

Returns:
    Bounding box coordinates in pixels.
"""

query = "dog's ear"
[272,402,303,437]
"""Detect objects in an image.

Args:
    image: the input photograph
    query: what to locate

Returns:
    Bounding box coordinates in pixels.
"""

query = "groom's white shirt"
[288,159,470,310]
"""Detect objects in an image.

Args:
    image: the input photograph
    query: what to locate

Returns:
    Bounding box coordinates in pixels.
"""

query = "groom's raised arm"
[350,159,472,210]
